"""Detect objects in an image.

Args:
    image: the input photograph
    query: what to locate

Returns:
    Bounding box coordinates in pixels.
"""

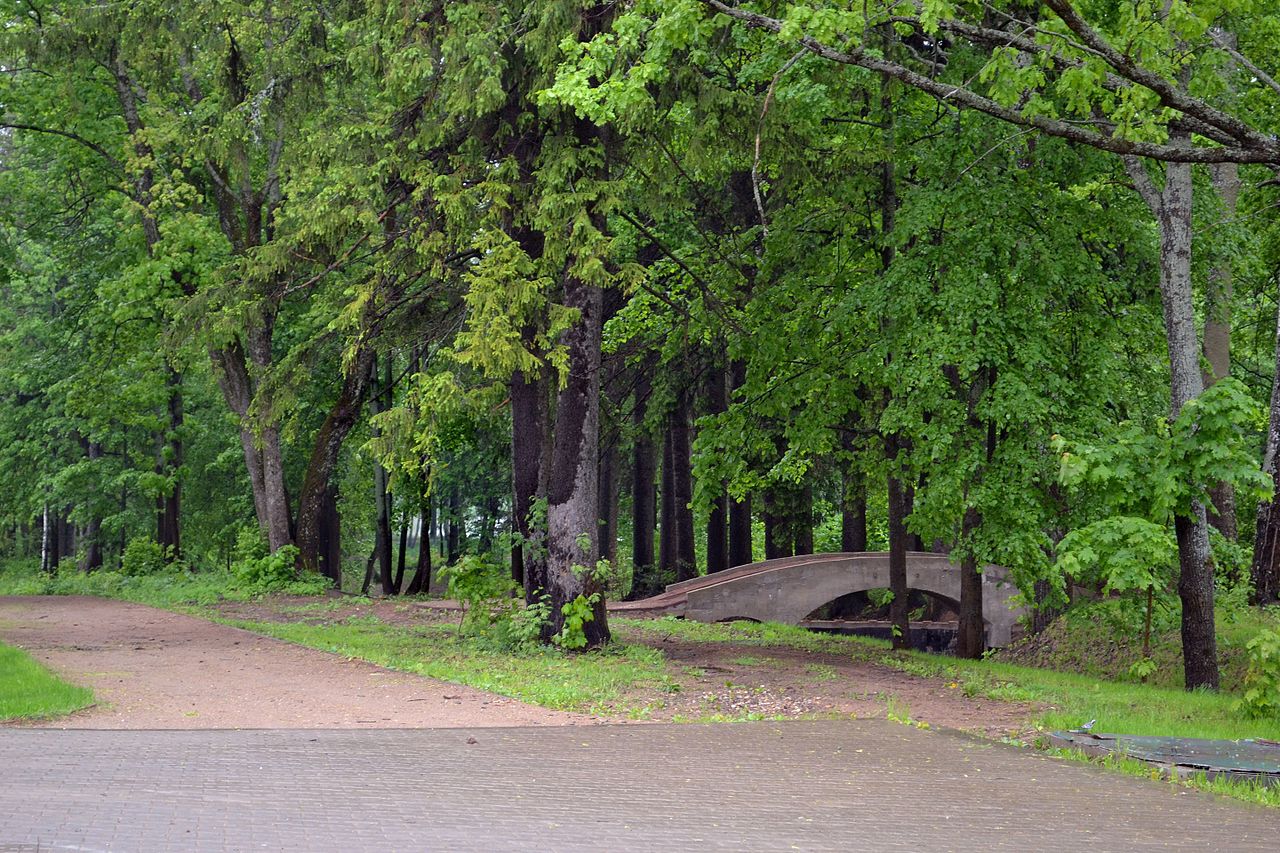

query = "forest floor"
[0,596,594,729]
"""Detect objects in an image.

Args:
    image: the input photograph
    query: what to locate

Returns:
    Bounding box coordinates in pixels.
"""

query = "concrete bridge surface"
[614,551,1024,647]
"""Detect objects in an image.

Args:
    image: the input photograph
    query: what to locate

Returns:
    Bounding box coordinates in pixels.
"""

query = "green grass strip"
[0,642,94,721]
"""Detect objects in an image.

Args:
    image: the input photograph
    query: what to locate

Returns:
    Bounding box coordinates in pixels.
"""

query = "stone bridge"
[613,551,1024,647]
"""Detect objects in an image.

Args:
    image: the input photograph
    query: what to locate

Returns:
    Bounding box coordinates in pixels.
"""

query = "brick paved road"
[2,719,1275,851]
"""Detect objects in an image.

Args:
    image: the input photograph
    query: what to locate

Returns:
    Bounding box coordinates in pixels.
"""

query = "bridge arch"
[675,552,1022,647]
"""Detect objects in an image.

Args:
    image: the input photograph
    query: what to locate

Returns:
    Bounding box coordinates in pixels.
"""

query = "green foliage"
[1055,517,1175,595]
[556,593,600,650]
[232,545,309,593]
[1235,630,1280,719]
[121,537,170,577]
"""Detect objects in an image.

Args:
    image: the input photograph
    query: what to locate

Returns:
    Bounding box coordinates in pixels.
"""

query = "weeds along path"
[0,596,596,729]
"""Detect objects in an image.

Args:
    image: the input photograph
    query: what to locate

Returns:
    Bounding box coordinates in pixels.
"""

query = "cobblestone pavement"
[2,719,1276,851]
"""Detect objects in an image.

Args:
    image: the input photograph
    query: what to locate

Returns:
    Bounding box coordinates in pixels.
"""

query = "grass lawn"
[0,642,93,721]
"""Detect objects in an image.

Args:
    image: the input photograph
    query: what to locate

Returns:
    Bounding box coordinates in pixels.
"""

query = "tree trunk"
[763,487,791,559]
[956,507,986,658]
[1251,301,1280,605]
[1125,143,1219,690]
[512,362,548,599]
[79,441,104,573]
[369,354,395,596]
[406,491,433,596]
[793,482,814,555]
[886,442,913,650]
[704,362,729,573]
[727,361,754,567]
[1204,88,1239,542]
[394,515,409,594]
[670,389,697,582]
[155,367,183,561]
[543,273,610,645]
[630,372,658,596]
[659,426,676,576]
[446,486,461,567]
[316,482,342,587]
[841,467,867,552]
[296,346,374,576]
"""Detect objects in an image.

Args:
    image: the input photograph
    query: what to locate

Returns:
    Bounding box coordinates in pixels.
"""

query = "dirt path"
[0,596,595,729]
[216,596,1036,737]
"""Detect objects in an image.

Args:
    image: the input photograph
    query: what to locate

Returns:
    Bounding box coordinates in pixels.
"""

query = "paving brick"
[1,720,1276,851]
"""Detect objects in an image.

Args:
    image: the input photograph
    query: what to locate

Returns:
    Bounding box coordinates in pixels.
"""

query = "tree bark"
[1125,142,1219,690]
[296,345,375,576]
[886,445,913,651]
[956,507,986,658]
[370,354,395,596]
[543,273,610,645]
[1251,300,1280,606]
[1205,161,1239,541]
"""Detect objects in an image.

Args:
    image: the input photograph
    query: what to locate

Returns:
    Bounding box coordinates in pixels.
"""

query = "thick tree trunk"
[630,373,658,596]
[296,346,374,576]
[1251,301,1280,605]
[956,507,986,658]
[1126,144,1219,690]
[543,274,610,645]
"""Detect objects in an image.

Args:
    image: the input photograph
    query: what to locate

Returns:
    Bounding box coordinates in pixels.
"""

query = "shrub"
[121,537,168,576]
[1236,629,1280,720]
[232,544,303,592]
